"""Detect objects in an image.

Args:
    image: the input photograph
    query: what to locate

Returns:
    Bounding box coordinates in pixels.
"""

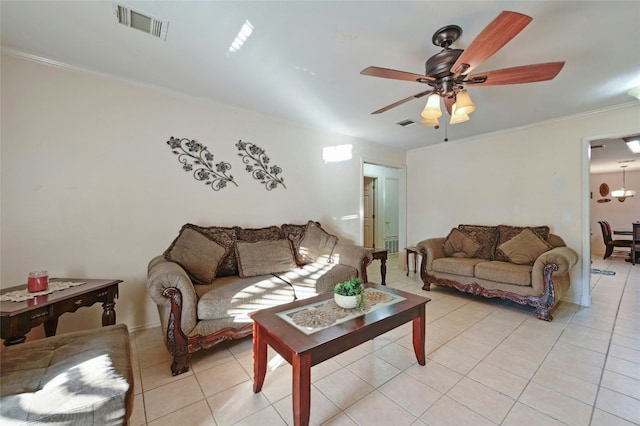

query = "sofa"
[417,224,578,321]
[0,324,134,425]
[148,220,372,375]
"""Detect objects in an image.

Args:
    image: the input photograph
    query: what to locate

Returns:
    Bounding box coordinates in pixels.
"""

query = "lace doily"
[289,289,394,329]
[0,281,87,302]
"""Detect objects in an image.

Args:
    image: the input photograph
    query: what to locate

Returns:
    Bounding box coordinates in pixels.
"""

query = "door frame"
[582,128,640,307]
[359,159,407,254]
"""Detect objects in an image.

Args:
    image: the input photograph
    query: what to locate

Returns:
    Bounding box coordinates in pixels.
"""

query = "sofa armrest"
[417,237,445,274]
[331,243,373,281]
[147,256,199,340]
[531,246,578,295]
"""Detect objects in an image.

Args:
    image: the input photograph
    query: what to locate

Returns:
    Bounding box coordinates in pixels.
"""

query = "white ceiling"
[2,1,639,166]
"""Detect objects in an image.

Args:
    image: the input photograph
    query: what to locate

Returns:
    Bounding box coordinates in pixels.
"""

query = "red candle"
[27,271,49,293]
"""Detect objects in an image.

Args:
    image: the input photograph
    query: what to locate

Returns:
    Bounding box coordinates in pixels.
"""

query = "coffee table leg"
[412,305,426,365]
[253,322,267,393]
[292,353,312,426]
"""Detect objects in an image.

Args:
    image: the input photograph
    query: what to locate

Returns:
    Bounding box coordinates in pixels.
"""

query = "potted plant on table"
[334,277,365,309]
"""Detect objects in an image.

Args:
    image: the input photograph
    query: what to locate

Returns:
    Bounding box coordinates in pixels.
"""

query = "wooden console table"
[405,246,419,276]
[0,278,121,346]
[370,248,388,285]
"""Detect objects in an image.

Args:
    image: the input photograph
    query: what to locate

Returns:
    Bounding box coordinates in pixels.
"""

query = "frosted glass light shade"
[420,117,439,127]
[450,102,470,124]
[611,188,636,198]
[421,94,442,119]
[455,90,476,115]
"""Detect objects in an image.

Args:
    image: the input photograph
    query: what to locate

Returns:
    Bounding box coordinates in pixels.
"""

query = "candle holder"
[27,271,49,293]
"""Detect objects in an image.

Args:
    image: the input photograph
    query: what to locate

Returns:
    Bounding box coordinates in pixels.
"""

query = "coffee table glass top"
[276,288,405,335]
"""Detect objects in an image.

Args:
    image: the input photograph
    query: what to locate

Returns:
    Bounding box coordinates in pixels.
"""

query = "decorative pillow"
[281,223,315,265]
[457,225,499,259]
[442,228,482,258]
[494,225,550,262]
[235,225,282,242]
[164,227,228,284]
[191,225,238,277]
[497,228,553,265]
[235,240,298,278]
[297,221,338,264]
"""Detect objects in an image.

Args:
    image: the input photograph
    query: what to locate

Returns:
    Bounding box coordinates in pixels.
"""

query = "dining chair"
[632,222,640,265]
[598,221,632,259]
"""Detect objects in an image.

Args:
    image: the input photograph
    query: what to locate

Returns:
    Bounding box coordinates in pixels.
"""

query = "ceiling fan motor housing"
[425,49,463,80]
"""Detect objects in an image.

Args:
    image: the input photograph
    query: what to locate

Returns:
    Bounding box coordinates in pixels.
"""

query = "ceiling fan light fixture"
[455,90,476,115]
[421,94,442,119]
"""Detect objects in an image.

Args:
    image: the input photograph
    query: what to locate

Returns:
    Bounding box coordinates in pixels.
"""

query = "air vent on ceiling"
[113,3,169,40]
[618,159,636,163]
[395,119,416,127]
[591,144,605,149]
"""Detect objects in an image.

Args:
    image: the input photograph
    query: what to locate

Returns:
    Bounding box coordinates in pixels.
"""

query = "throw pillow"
[165,227,228,284]
[187,225,238,277]
[494,225,550,262]
[457,225,499,259]
[281,223,314,265]
[235,240,298,278]
[443,228,482,258]
[235,225,282,242]
[297,221,338,264]
[497,228,553,265]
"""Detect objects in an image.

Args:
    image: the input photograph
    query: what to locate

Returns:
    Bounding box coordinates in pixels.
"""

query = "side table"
[0,278,121,346]
[405,246,419,276]
[370,249,388,285]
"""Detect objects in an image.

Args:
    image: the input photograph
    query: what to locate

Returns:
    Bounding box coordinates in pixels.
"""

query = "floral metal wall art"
[236,139,286,190]
[167,136,237,191]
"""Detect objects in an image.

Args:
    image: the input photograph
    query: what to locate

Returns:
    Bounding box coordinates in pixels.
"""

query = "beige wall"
[0,54,405,340]
[406,103,640,306]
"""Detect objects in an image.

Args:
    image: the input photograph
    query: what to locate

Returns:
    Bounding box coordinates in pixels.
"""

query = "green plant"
[334,277,363,296]
[334,277,365,309]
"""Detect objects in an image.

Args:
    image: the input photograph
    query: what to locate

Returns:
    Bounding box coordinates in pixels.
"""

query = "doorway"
[363,177,376,248]
[585,131,640,306]
[363,163,401,253]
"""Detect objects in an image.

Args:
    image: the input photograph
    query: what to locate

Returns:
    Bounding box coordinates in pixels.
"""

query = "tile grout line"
[587,266,632,425]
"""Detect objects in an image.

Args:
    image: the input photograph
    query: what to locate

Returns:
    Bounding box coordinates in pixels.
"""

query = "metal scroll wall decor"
[167,136,237,191]
[236,139,286,190]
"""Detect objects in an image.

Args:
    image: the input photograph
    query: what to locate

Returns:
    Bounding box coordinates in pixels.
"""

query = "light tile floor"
[130,254,640,425]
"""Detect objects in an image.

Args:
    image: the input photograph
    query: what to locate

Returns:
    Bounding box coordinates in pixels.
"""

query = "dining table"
[613,223,640,262]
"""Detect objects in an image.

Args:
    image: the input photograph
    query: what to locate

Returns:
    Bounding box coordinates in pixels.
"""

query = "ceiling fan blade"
[371,90,433,114]
[451,11,532,76]
[466,62,565,86]
[361,66,434,83]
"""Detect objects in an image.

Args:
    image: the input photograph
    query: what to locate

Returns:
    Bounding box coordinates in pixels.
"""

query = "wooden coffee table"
[0,278,121,346]
[249,284,430,426]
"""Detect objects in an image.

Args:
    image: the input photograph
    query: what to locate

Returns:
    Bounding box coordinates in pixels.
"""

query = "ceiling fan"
[361,11,565,126]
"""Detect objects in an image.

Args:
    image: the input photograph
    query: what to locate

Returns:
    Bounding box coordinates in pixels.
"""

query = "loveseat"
[148,220,372,375]
[417,224,578,321]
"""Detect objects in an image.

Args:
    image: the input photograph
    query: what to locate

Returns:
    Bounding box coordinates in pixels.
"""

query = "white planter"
[334,293,359,309]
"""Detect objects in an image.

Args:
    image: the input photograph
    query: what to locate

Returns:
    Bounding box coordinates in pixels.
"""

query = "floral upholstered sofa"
[418,224,578,321]
[148,220,372,375]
